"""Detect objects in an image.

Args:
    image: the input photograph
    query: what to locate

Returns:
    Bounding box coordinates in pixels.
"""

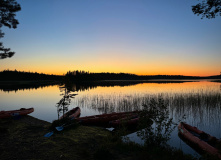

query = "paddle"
[55,117,76,131]
[44,131,54,137]
[11,113,21,120]
[55,124,65,131]
[44,117,76,137]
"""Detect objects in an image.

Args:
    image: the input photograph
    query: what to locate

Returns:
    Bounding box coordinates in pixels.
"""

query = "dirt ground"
[0,115,134,160]
[0,115,198,160]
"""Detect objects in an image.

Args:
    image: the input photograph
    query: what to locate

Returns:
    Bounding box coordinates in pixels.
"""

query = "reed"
[72,89,221,127]
[73,91,221,112]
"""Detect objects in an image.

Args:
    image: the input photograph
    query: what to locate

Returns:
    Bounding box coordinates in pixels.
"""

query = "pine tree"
[0,0,21,59]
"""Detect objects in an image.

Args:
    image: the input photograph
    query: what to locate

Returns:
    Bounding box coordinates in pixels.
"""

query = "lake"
[0,80,221,157]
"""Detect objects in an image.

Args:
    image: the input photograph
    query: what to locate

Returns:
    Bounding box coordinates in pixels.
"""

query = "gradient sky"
[0,0,221,76]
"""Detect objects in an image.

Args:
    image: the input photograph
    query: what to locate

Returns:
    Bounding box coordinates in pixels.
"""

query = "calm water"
[0,80,221,156]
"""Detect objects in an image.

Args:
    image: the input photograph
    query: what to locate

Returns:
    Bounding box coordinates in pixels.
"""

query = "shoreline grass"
[0,115,197,160]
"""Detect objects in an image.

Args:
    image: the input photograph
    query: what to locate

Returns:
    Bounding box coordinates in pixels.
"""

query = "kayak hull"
[59,107,81,120]
[76,111,140,127]
[109,116,139,128]
[178,122,221,159]
[0,108,34,119]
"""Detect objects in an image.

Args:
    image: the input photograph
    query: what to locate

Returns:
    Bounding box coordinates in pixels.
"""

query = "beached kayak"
[59,107,81,120]
[109,116,139,128]
[0,108,34,119]
[76,111,140,127]
[77,110,140,120]
[178,122,221,159]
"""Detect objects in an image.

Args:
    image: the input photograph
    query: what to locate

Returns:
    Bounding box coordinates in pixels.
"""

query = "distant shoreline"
[1,79,220,93]
[1,79,221,84]
[1,70,221,82]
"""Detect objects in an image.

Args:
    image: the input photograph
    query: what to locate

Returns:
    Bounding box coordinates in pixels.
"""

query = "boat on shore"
[178,122,221,159]
[109,116,139,129]
[77,110,140,120]
[59,107,81,120]
[76,111,140,127]
[0,108,34,119]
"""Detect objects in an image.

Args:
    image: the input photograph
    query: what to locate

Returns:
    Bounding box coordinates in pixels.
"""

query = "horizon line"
[1,69,220,77]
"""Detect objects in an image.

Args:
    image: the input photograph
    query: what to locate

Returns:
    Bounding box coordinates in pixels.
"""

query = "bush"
[137,96,176,148]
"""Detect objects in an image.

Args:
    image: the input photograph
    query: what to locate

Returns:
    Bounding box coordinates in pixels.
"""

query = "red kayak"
[59,107,81,119]
[76,111,140,127]
[109,116,139,128]
[0,108,34,119]
[77,110,140,120]
[178,122,221,159]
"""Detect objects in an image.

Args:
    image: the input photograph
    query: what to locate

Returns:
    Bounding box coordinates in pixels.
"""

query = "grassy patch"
[0,115,198,160]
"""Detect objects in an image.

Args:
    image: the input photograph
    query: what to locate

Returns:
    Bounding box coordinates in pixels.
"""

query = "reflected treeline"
[1,69,221,93]
[64,80,194,93]
[0,81,61,92]
[212,80,221,83]
[0,79,193,92]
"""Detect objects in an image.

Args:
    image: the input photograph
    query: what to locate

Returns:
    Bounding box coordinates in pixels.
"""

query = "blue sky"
[1,0,221,76]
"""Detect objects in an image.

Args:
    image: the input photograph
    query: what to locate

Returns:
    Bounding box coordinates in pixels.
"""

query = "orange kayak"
[178,122,221,159]
[0,108,34,119]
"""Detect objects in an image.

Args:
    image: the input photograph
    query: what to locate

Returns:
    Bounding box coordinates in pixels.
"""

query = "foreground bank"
[0,115,198,160]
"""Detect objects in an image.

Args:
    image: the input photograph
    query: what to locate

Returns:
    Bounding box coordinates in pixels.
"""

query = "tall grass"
[72,90,221,126]
[73,91,221,111]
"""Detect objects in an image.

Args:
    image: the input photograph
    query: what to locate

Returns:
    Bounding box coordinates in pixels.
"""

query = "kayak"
[76,111,140,127]
[0,108,34,119]
[77,110,140,120]
[109,116,139,128]
[59,107,81,119]
[178,122,221,159]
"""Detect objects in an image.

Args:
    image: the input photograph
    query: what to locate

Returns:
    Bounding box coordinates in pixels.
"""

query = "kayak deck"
[0,108,34,119]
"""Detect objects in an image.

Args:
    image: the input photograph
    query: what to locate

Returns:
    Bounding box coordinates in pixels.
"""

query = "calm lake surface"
[0,80,221,156]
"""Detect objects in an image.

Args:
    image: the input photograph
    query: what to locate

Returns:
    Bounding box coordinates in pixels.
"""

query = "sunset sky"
[0,0,221,76]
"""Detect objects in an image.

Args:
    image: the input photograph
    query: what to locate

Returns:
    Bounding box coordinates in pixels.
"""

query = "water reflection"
[56,85,78,119]
[68,80,221,156]
[60,80,197,93]
[0,80,202,93]
[0,80,221,156]
[0,81,61,92]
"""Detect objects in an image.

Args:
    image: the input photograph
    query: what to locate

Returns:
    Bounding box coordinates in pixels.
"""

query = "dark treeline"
[65,70,140,81]
[0,70,63,81]
[65,70,221,82]
[1,69,220,92]
[1,70,221,82]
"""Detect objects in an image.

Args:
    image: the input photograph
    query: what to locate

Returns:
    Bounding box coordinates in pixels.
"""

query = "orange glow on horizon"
[58,70,217,77]
[2,64,219,77]
[4,68,218,77]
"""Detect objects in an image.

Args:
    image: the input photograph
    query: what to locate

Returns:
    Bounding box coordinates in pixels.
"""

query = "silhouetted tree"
[192,0,221,19]
[0,0,21,59]
[137,97,176,148]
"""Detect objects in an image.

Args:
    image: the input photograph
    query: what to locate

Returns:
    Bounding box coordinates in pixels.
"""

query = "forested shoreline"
[1,70,221,82]
[0,70,63,81]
